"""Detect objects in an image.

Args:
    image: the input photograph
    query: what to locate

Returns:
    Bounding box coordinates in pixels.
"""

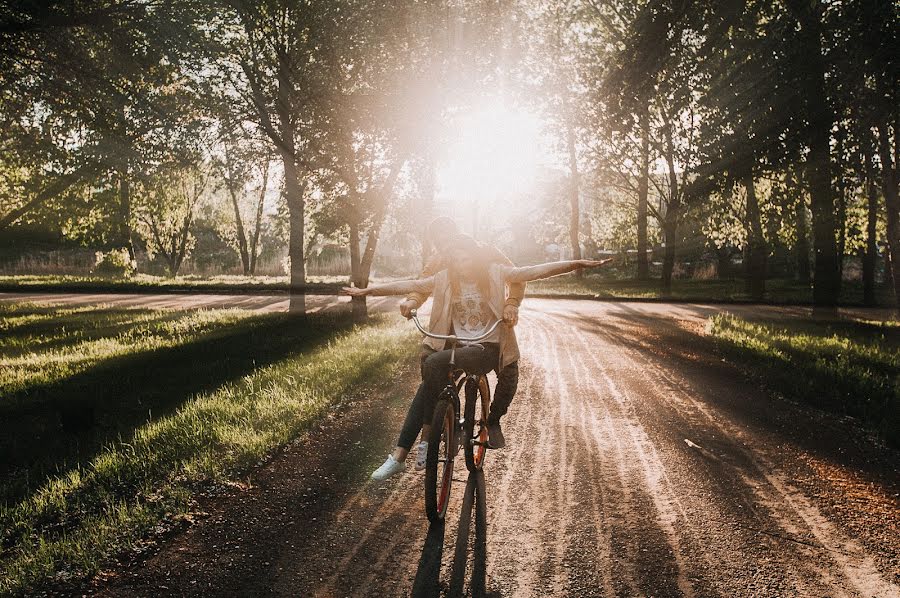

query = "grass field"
[526,274,897,305]
[0,303,419,595]
[0,273,338,293]
[2,273,895,306]
[709,315,900,448]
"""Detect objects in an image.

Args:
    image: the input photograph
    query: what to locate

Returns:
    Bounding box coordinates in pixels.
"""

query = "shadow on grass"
[0,311,354,505]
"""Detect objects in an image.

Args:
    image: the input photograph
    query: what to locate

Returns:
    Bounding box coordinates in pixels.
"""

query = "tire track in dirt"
[571,315,859,596]
[549,311,697,598]
[481,317,572,596]
[539,316,624,597]
[560,310,899,597]
[623,323,897,597]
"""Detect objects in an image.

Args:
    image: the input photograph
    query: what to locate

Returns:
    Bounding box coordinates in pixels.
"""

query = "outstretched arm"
[500,258,613,283]
[342,276,435,297]
[400,253,443,317]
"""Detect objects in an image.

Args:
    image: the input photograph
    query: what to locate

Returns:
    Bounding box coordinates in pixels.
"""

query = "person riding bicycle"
[397,218,523,460]
[343,233,611,481]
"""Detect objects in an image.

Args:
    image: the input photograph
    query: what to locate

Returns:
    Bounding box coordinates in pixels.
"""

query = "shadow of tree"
[563,311,900,490]
[0,311,353,504]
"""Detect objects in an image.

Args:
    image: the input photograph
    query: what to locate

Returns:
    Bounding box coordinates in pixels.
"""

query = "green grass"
[527,274,896,305]
[0,273,345,293]
[0,303,419,595]
[709,315,900,447]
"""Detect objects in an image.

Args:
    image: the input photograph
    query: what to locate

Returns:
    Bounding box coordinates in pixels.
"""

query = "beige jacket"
[371,260,584,370]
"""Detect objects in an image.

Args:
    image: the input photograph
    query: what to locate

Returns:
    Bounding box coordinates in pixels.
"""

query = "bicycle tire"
[424,398,455,523]
[463,376,491,472]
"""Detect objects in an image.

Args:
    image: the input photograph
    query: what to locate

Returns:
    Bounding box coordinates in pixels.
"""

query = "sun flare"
[435,99,553,237]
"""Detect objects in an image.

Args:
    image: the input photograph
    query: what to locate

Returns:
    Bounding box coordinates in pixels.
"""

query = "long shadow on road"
[413,469,494,598]
[566,310,900,493]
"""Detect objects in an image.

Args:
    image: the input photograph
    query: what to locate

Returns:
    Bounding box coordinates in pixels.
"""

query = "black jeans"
[396,344,518,450]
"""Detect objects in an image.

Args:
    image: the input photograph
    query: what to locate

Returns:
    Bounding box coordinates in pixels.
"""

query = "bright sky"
[434,97,558,239]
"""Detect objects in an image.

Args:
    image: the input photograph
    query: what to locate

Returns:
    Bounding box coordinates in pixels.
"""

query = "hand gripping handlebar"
[408,309,501,346]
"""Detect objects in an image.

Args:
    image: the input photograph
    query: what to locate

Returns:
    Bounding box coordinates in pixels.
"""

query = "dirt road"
[48,298,899,597]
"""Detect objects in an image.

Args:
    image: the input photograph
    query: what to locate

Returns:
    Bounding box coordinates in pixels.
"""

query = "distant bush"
[93,248,137,278]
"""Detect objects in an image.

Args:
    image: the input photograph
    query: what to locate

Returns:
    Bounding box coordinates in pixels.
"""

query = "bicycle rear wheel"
[463,375,491,472]
[424,398,455,523]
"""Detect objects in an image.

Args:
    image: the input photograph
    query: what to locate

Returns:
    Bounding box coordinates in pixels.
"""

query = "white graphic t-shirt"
[451,281,500,343]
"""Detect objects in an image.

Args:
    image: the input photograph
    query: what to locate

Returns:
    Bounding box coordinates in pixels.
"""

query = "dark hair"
[426,216,458,239]
[446,234,491,299]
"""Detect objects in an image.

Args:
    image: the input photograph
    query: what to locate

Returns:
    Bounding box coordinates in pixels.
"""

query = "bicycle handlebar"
[409,309,502,344]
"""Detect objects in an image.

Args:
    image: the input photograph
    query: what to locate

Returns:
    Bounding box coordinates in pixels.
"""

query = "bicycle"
[409,309,500,523]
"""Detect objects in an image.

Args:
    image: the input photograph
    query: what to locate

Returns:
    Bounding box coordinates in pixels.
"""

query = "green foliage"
[134,167,209,276]
[709,315,900,447]
[92,248,137,278]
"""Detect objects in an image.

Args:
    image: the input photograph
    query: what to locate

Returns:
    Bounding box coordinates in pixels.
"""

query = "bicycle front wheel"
[424,398,455,523]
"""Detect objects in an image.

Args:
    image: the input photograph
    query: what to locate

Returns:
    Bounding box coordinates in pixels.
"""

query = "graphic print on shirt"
[451,281,498,340]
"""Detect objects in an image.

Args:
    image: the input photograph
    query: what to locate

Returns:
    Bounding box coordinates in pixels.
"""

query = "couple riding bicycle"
[343,218,610,490]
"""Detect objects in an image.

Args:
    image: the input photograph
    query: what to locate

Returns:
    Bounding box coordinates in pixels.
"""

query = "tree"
[214,116,272,276]
[135,167,208,277]
[0,0,204,253]
[211,1,340,311]
[304,0,429,320]
[581,0,700,293]
[784,0,840,306]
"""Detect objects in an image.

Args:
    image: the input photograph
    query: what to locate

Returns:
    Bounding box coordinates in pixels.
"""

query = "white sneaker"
[371,455,405,481]
[414,441,428,471]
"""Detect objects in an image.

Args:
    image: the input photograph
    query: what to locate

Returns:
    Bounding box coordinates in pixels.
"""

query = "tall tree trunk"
[566,123,582,275]
[661,120,679,296]
[119,169,134,261]
[348,215,365,322]
[115,94,135,262]
[276,61,305,313]
[863,167,878,306]
[715,246,731,279]
[226,176,251,275]
[662,215,676,296]
[834,126,848,280]
[348,163,402,322]
[792,2,840,306]
[354,212,389,323]
[249,161,268,275]
[743,171,767,300]
[637,105,650,280]
[795,190,811,283]
[876,120,900,312]
[284,157,306,313]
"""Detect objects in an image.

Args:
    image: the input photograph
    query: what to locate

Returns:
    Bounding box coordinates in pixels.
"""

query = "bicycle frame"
[412,309,498,521]
[410,307,499,434]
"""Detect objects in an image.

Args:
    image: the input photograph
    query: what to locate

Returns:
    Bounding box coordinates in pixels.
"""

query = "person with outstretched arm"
[343,233,611,480]
[397,218,524,466]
